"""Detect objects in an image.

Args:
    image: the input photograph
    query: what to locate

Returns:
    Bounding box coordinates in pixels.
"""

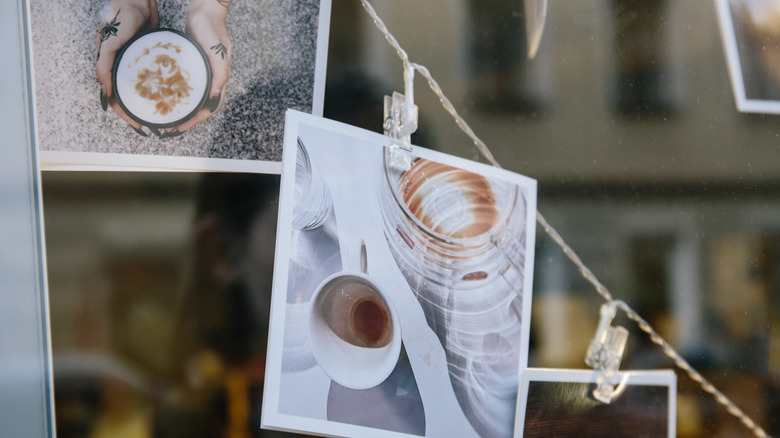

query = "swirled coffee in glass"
[379,150,527,438]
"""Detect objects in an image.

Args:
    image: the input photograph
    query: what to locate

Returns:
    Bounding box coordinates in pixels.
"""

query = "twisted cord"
[359,1,770,436]
[615,301,769,438]
[360,0,500,167]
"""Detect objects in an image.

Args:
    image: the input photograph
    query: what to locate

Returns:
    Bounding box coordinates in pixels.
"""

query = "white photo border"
[39,151,282,173]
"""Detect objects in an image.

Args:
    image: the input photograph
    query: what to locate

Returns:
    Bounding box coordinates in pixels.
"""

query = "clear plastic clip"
[585,301,629,404]
[383,63,418,171]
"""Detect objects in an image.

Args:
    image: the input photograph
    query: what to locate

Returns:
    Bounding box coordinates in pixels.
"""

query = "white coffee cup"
[113,28,211,129]
[309,241,401,390]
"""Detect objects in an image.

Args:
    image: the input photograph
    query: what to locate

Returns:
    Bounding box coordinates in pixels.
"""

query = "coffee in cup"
[113,29,211,129]
[309,271,401,390]
[316,275,393,349]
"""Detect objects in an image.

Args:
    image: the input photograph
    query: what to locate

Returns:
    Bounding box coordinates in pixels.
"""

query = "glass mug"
[379,150,527,438]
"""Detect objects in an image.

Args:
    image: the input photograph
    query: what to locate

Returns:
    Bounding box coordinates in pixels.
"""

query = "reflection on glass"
[44,171,299,438]
[610,0,676,117]
[466,0,542,113]
[523,381,669,437]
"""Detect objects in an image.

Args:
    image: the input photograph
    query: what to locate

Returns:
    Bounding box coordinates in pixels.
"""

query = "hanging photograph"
[261,110,537,437]
[27,0,331,171]
[716,0,780,114]
[515,369,677,438]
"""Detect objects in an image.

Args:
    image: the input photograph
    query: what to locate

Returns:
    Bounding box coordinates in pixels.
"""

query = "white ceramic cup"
[308,242,401,390]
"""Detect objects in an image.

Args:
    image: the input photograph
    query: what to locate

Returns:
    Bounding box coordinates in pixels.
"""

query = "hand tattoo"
[211,42,228,59]
[96,9,121,61]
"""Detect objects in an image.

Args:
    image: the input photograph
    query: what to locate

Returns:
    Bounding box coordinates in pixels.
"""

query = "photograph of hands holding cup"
[28,0,329,164]
[95,0,229,138]
[262,111,538,438]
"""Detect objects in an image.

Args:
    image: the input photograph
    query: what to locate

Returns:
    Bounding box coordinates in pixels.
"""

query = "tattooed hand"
[95,0,159,136]
[171,0,233,134]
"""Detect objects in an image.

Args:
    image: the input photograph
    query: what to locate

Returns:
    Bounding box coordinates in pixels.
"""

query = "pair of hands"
[95,0,231,137]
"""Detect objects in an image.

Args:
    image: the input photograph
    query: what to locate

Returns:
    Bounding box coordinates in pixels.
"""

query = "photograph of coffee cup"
[30,0,329,164]
[263,112,537,438]
[113,29,211,129]
[308,242,402,390]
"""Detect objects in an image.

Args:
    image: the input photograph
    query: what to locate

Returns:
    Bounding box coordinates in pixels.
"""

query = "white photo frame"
[262,110,538,437]
[514,368,677,438]
[716,0,780,114]
[26,0,332,171]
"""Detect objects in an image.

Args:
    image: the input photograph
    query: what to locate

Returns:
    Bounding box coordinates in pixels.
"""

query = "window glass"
[40,1,780,437]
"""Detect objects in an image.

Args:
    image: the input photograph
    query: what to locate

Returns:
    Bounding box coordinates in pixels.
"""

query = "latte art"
[114,29,210,128]
[133,50,193,116]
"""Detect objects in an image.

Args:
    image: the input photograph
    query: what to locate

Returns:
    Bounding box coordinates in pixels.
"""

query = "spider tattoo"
[96,9,121,61]
[211,42,228,60]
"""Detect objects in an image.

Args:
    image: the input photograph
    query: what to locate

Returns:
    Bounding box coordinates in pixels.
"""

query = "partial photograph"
[28,0,330,168]
[515,369,676,438]
[716,0,780,113]
[41,170,301,437]
[262,111,538,437]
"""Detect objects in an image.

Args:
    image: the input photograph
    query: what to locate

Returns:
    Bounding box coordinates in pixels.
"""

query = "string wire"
[358,1,771,437]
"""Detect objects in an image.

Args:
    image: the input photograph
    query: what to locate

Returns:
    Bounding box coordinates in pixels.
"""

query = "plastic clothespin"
[585,301,629,404]
[383,63,418,171]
